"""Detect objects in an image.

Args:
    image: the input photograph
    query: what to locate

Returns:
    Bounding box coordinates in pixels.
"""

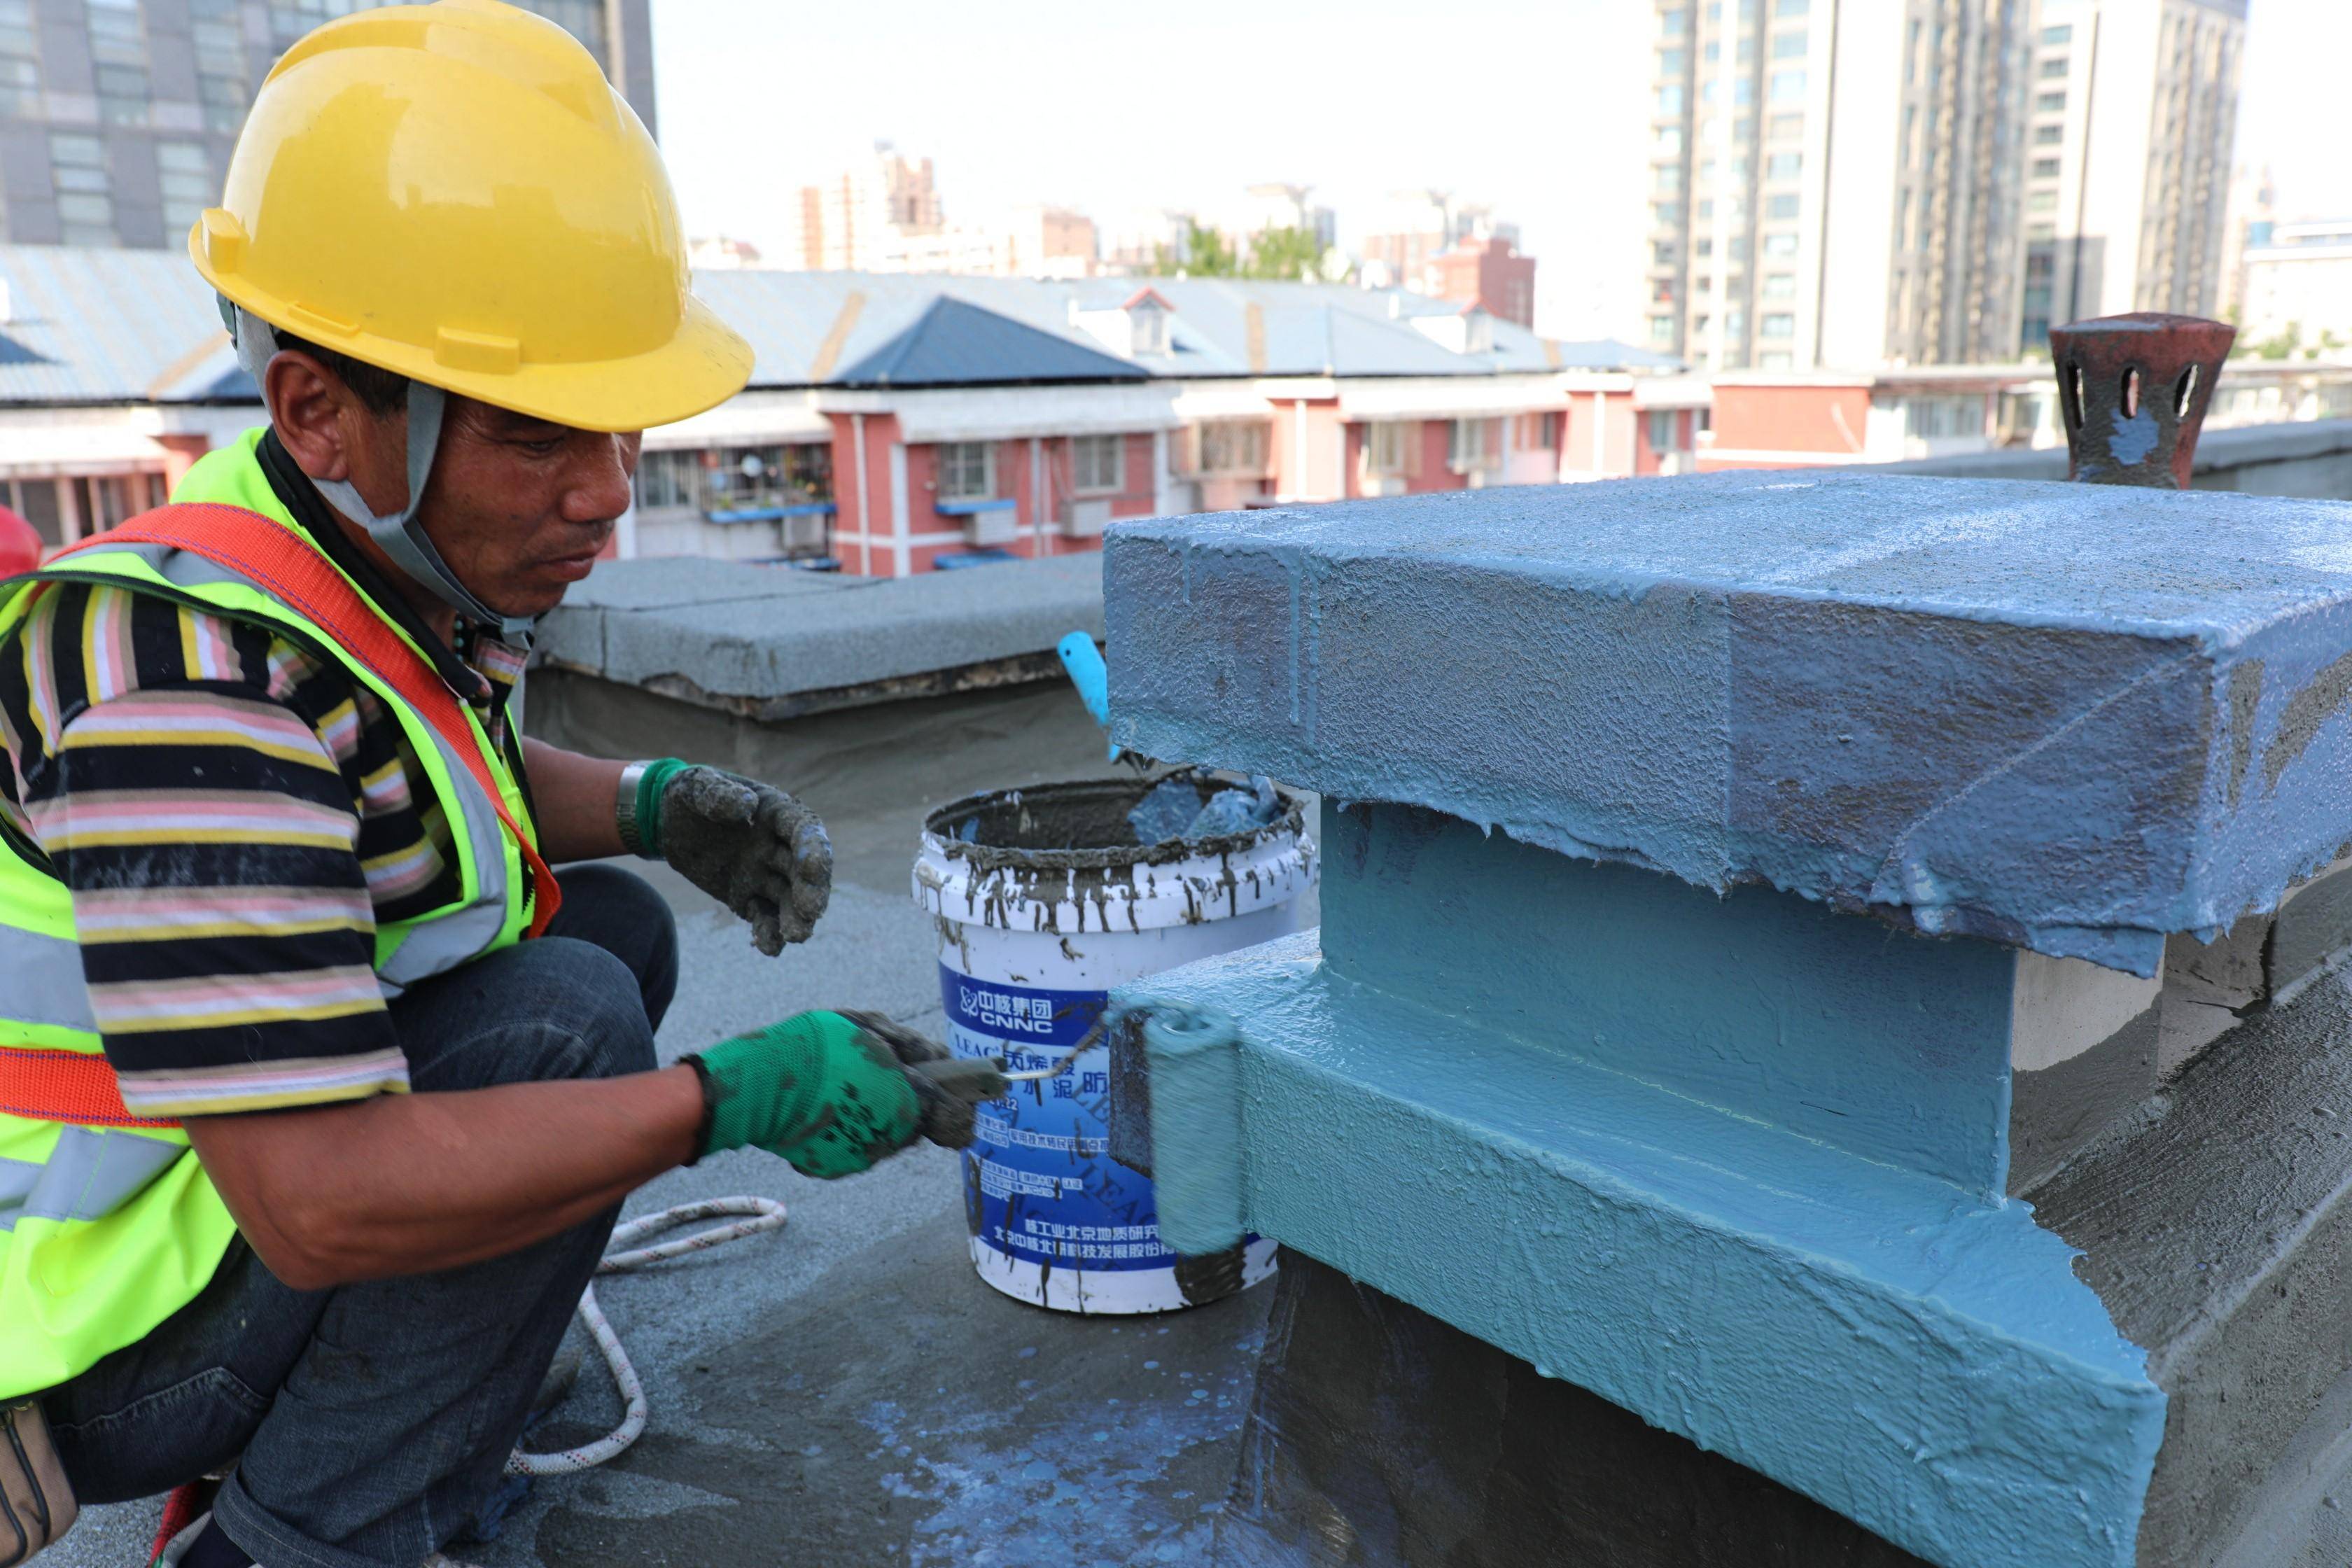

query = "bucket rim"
[920,774,1310,876]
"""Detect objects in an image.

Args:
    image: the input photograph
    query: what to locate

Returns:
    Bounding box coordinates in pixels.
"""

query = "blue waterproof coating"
[941,965,1170,1275]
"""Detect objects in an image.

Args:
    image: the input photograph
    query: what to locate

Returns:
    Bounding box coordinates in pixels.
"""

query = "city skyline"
[654,0,2346,345]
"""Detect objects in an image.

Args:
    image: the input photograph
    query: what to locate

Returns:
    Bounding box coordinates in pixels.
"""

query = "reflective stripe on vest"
[0,438,547,1399]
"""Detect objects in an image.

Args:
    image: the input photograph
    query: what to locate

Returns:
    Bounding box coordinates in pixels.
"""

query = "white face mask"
[225,300,536,645]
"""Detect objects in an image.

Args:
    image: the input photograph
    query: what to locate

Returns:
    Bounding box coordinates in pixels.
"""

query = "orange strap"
[55,503,561,936]
[0,1049,172,1129]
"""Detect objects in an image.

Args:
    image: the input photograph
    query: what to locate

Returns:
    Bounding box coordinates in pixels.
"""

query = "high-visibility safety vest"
[0,430,556,1401]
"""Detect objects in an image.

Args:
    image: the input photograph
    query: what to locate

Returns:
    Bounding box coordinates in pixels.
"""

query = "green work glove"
[638,762,833,956]
[684,1010,1000,1180]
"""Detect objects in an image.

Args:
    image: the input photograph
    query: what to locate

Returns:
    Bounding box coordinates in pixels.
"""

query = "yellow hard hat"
[189,0,752,434]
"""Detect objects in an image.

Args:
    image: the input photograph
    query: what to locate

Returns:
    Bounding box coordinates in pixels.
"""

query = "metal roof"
[831,295,1146,386]
[0,243,1681,407]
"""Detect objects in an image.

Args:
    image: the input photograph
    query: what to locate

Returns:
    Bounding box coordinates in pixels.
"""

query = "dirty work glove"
[684,1010,1001,1179]
[638,761,832,955]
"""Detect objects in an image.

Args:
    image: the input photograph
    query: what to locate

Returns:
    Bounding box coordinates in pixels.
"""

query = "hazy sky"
[650,0,2334,343]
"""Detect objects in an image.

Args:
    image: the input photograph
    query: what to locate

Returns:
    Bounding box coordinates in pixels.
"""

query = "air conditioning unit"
[962,505,1018,547]
[1061,498,1114,538]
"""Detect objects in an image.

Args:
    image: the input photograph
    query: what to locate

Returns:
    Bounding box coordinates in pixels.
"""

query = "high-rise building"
[1646,0,2243,373]
[0,0,652,251]
[784,141,945,273]
[2019,0,2246,350]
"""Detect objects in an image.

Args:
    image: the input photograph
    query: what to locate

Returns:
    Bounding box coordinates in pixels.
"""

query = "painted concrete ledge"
[535,554,1103,717]
[1874,416,2352,500]
[1116,929,2163,1568]
[1104,471,2352,976]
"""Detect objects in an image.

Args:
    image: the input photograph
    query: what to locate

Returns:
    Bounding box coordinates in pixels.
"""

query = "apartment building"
[0,0,650,251]
[2019,0,2245,348]
[1648,0,2244,372]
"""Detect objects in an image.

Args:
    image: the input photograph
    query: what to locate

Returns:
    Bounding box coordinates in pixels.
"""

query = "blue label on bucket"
[940,963,1170,1274]
[944,972,1105,1053]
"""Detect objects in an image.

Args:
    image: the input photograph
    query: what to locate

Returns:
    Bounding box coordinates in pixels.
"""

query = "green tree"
[1241,225,1324,281]
[1152,222,1240,276]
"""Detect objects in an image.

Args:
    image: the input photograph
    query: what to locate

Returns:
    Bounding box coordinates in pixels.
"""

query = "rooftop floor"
[54,678,1283,1568]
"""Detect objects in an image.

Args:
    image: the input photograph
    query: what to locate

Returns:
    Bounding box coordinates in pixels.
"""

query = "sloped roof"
[831,295,1146,386]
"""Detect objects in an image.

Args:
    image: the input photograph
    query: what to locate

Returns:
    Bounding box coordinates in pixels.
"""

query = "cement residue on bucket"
[913,774,1315,1315]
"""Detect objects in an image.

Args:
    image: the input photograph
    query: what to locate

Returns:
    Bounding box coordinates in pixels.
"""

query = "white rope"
[505,1195,788,1476]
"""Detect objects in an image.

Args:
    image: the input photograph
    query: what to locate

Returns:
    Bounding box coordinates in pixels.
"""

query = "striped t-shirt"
[0,433,529,1119]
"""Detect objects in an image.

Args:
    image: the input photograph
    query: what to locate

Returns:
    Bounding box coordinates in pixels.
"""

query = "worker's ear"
[265,350,365,484]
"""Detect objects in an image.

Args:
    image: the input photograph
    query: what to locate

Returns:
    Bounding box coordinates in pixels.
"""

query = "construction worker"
[0,5,987,1565]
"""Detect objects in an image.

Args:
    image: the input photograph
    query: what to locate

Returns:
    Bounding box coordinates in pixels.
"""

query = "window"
[1658,85,1685,115]
[1128,302,1169,356]
[1733,76,1754,106]
[0,0,38,119]
[2028,190,2057,213]
[1198,421,1269,475]
[1649,314,1677,343]
[1727,235,1751,262]
[1772,31,1807,57]
[191,0,246,132]
[1759,351,1793,370]
[1774,0,1807,12]
[1732,36,1751,66]
[1368,421,1416,475]
[937,442,993,502]
[2039,57,2068,78]
[1768,112,1803,139]
[1655,126,1684,155]
[1660,47,1687,74]
[1770,69,1805,102]
[1662,7,1688,34]
[1646,410,1682,452]
[2036,91,2066,112]
[2035,123,2064,145]
[155,141,211,236]
[1899,396,1979,441]
[1653,240,1678,266]
[1695,237,1713,258]
[2031,156,2062,178]
[1763,273,1795,300]
[1760,313,1795,338]
[1723,309,1746,341]
[1447,419,1494,472]
[1656,163,1683,193]
[1697,199,1713,220]
[1767,151,1802,180]
[49,132,112,244]
[634,449,700,511]
[1767,193,1800,219]
[1072,434,1124,494]
[1763,232,1799,257]
[85,0,147,126]
[2042,24,2071,44]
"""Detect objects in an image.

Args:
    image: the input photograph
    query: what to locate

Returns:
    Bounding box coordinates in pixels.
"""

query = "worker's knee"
[398,935,658,1093]
[546,862,680,1031]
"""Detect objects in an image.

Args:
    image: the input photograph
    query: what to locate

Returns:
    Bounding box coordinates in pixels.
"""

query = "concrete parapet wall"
[534,553,1102,718]
[1872,417,2352,500]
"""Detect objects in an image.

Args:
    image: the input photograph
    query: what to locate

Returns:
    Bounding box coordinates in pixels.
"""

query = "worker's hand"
[685,1010,987,1180]
[657,765,832,955]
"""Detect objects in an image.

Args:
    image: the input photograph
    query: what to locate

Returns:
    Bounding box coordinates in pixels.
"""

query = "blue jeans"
[39,864,678,1568]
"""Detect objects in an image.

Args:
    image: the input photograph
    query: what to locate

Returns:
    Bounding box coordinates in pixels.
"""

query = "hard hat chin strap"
[230,304,537,646]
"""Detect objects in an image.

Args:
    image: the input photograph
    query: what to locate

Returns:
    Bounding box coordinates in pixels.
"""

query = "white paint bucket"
[913,776,1316,1313]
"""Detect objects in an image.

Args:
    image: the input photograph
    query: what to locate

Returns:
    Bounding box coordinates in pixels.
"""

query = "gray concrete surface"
[535,553,1105,711]
[51,680,1279,1568]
